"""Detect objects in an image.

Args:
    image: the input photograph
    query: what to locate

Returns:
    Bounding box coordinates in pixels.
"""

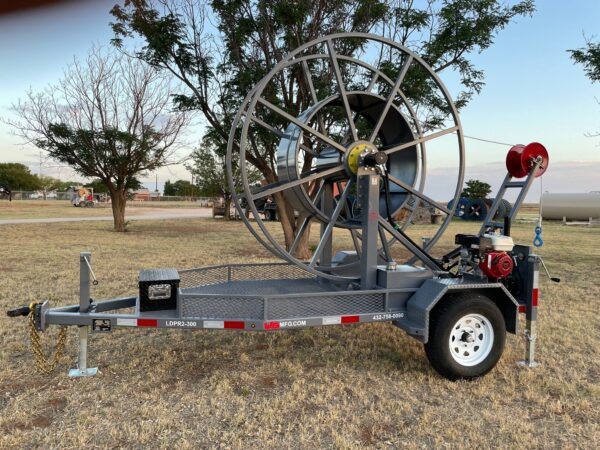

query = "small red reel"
[506,142,549,178]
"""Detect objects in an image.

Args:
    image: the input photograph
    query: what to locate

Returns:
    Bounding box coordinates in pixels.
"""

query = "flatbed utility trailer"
[8,33,552,380]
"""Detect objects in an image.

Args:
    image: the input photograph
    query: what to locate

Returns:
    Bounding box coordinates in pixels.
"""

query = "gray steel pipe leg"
[517,320,539,368]
[518,255,540,368]
[69,252,98,377]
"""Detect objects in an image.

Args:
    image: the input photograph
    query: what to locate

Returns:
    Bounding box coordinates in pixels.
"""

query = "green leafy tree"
[162,179,200,197]
[111,0,534,252]
[5,47,189,231]
[188,134,261,217]
[163,180,176,196]
[569,39,600,83]
[461,179,491,199]
[0,163,40,190]
[569,39,599,138]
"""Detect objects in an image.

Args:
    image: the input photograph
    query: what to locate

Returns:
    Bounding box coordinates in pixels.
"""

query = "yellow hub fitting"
[346,141,378,175]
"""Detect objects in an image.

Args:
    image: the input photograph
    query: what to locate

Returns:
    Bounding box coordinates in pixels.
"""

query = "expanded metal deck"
[178,263,386,320]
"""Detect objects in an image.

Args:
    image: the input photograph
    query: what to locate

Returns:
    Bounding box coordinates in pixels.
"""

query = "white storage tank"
[541,192,600,220]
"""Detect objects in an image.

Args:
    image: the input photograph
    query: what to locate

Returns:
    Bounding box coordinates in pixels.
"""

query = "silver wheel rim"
[448,313,494,367]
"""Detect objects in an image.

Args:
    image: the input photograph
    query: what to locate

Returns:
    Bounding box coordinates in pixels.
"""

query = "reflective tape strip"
[533,270,539,289]
[341,315,360,324]
[518,305,526,313]
[532,288,539,307]
[138,319,157,327]
[203,320,245,329]
[116,318,136,327]
[322,316,342,325]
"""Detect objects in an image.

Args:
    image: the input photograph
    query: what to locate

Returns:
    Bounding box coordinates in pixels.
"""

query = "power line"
[462,135,514,147]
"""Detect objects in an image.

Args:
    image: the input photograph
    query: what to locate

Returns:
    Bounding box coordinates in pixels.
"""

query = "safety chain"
[28,306,67,374]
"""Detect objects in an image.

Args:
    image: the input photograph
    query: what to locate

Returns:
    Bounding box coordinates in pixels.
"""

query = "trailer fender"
[394,279,519,343]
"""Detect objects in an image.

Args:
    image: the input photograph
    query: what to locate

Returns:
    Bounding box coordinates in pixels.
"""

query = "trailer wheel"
[424,294,505,380]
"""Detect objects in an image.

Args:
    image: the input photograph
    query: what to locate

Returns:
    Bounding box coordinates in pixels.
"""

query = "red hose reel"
[506,142,549,178]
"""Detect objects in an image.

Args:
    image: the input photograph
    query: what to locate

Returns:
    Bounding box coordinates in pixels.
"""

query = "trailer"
[7,33,553,380]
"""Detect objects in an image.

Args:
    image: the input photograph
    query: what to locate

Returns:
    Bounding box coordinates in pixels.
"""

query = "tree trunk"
[274,193,312,260]
[110,188,128,232]
[294,213,312,260]
[223,194,232,221]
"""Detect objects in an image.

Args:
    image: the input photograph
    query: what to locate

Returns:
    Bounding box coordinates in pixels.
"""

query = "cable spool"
[466,198,488,221]
[506,142,548,178]
[227,32,465,282]
[448,197,469,218]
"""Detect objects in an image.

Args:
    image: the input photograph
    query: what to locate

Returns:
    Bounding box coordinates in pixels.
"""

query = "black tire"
[266,209,277,221]
[424,293,506,380]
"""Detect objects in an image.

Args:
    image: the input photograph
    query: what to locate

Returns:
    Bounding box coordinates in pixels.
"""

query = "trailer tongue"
[8,33,552,380]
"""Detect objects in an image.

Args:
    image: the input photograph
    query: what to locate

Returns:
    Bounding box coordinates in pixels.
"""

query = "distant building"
[131,188,151,201]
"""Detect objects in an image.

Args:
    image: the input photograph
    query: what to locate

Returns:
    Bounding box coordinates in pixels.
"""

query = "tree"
[188,131,261,218]
[569,39,599,139]
[461,179,491,199]
[163,179,200,196]
[569,39,600,83]
[163,180,176,196]
[5,47,189,231]
[0,163,40,191]
[111,0,534,252]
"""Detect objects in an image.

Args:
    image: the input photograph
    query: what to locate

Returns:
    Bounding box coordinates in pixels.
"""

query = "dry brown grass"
[0,216,598,449]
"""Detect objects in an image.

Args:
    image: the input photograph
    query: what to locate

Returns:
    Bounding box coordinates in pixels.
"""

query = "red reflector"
[137,319,158,327]
[341,315,360,324]
[532,288,539,307]
[224,321,245,329]
[264,321,280,330]
[518,305,526,313]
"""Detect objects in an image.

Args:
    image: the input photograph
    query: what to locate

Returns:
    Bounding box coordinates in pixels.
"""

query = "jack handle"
[539,257,560,283]
[6,304,32,318]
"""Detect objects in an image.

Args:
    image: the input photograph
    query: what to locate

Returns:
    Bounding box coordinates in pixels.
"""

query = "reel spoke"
[387,173,452,215]
[289,214,313,256]
[383,125,460,156]
[326,39,359,142]
[257,97,346,154]
[309,180,353,268]
[369,55,413,143]
[251,165,344,201]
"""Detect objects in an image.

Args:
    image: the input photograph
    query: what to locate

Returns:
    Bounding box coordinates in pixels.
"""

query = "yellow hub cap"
[346,142,378,175]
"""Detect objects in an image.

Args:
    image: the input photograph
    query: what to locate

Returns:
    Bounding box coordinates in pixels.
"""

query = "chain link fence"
[6,190,218,207]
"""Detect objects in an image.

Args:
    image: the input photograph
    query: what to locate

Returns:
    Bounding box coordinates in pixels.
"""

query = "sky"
[0,0,598,201]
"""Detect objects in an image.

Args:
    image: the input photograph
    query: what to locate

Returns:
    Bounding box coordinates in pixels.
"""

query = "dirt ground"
[0,200,211,224]
[0,200,208,220]
[0,216,598,448]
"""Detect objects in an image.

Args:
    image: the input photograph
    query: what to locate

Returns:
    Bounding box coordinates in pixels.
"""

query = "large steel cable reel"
[227,32,465,283]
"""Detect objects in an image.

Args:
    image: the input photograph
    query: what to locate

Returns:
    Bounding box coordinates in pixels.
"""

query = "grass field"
[0,200,208,220]
[0,215,598,448]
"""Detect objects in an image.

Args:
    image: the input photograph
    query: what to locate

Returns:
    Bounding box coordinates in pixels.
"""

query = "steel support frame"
[358,169,380,290]
[518,254,540,368]
[68,252,98,378]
